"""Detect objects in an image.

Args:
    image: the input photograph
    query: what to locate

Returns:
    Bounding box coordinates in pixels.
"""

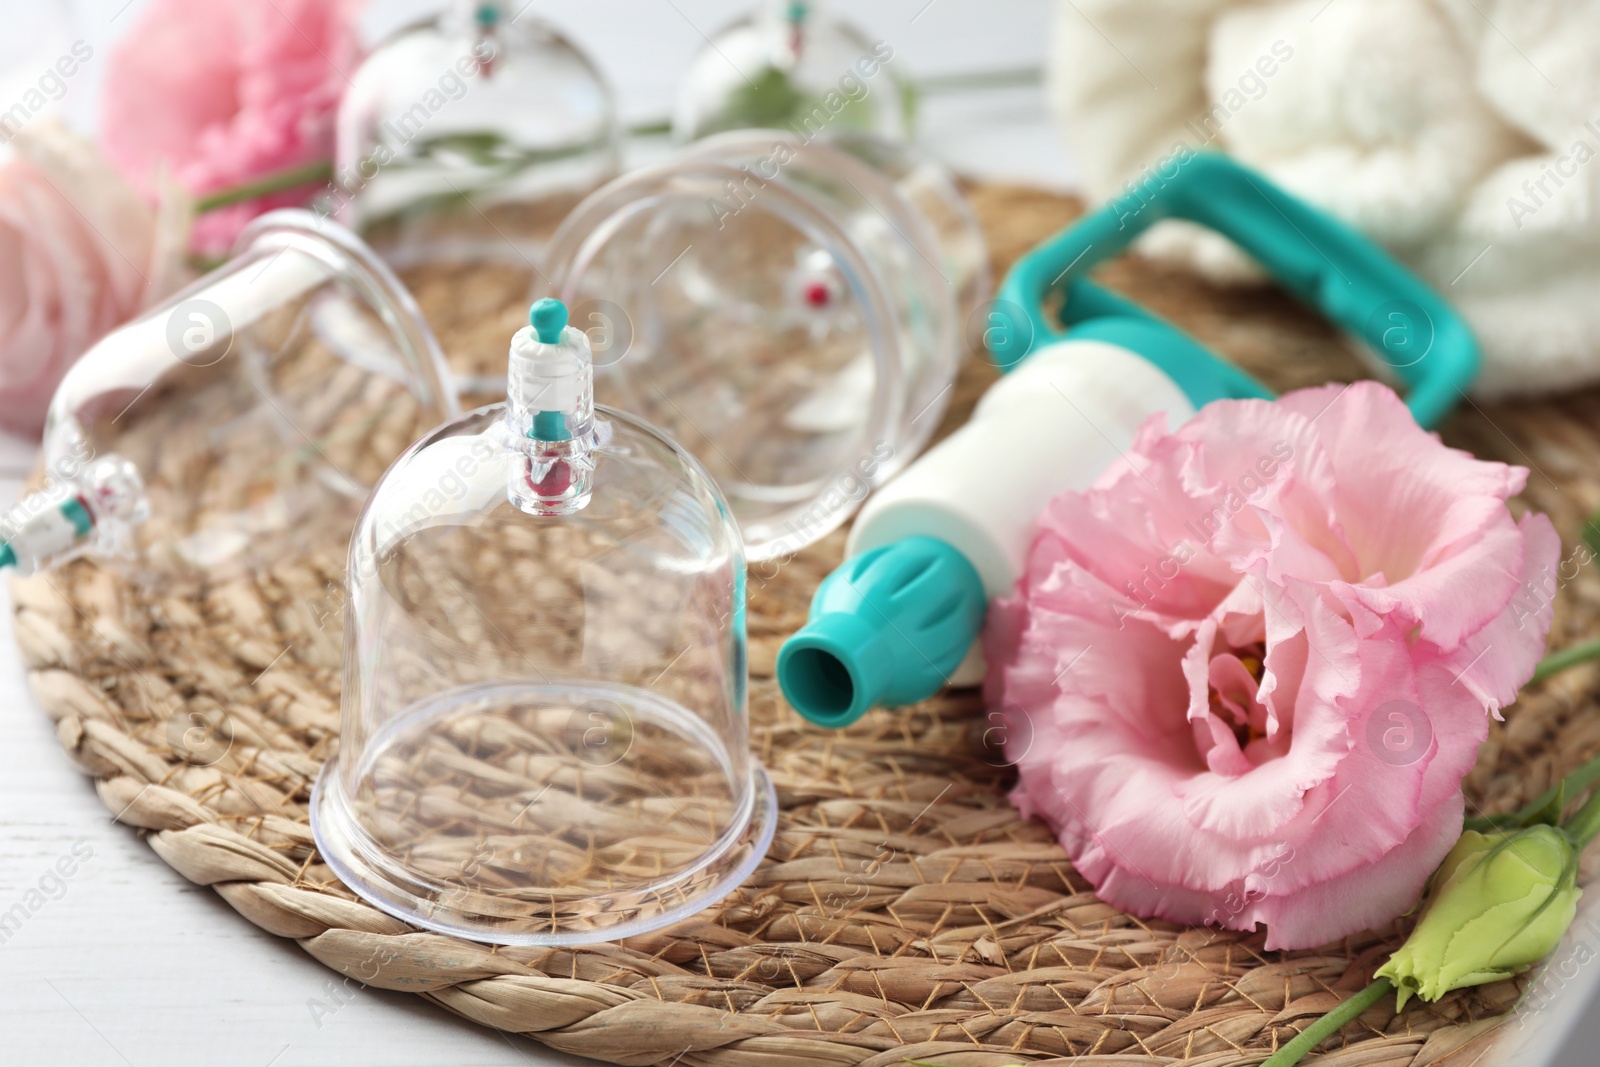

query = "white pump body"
[846,339,1197,685]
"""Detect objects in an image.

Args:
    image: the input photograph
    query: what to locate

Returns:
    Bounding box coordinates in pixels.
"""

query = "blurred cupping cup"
[334,0,620,273]
[672,0,911,143]
[0,210,458,584]
[537,129,989,561]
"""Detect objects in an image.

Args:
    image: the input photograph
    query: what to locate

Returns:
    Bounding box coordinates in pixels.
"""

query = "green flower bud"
[1378,826,1582,1008]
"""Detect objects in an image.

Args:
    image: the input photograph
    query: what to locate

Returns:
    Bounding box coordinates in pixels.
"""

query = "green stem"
[1583,510,1600,560]
[1467,750,1600,832]
[1530,637,1600,686]
[917,65,1042,94]
[620,66,1044,141]
[194,160,335,213]
[1563,783,1600,848]
[193,121,671,217]
[1260,978,1393,1067]
[626,117,673,138]
[188,64,1047,204]
[1462,642,1600,833]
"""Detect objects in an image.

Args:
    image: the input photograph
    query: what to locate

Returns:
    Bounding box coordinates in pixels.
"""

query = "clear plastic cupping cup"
[334,0,620,273]
[311,299,777,945]
[1,210,457,584]
[538,129,989,560]
[673,0,910,142]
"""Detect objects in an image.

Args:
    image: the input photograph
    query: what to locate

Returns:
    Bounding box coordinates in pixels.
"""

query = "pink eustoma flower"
[102,0,363,257]
[985,381,1559,950]
[0,122,187,436]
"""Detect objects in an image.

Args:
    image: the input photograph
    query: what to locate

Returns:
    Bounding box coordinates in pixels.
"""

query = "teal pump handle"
[988,151,1478,428]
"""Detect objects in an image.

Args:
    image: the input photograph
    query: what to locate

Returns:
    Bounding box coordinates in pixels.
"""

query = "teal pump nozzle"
[777,536,985,727]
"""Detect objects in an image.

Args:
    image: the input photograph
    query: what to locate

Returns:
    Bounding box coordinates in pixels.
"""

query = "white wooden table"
[0,1,1070,1063]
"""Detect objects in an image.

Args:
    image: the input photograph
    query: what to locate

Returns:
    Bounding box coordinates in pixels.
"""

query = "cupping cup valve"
[778,151,1481,726]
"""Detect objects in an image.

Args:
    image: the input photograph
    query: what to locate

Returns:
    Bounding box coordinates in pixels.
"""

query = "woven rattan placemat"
[14,183,1600,1066]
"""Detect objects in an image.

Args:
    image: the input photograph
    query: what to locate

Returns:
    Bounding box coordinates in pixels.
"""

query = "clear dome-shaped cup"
[673,0,909,142]
[312,302,776,944]
[1,210,457,584]
[333,0,619,276]
[539,129,989,559]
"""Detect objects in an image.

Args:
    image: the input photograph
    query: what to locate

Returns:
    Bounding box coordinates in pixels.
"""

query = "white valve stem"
[0,455,148,574]
[506,299,596,515]
[0,486,92,573]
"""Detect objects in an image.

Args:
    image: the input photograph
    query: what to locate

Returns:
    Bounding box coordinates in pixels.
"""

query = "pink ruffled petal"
[1435,512,1561,713]
[1280,382,1530,647]
[1249,794,1465,950]
[0,123,184,436]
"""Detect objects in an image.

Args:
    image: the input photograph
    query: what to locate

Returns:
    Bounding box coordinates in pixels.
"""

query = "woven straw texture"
[13,184,1600,1066]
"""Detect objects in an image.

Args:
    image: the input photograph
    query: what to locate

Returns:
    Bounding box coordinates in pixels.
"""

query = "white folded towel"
[1050,0,1600,399]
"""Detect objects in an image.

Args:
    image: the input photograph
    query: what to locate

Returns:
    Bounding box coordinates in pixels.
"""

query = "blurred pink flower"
[0,121,188,436]
[985,381,1559,950]
[102,0,363,256]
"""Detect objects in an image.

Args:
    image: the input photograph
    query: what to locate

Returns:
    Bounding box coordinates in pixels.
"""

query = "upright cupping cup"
[311,299,777,944]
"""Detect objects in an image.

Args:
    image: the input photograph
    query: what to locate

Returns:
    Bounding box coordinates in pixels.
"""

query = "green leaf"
[413,131,515,167]
[1583,508,1600,560]
[1529,781,1567,828]
[696,65,882,138]
[721,66,808,130]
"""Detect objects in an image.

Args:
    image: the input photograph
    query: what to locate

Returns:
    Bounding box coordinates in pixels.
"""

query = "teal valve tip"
[62,496,93,536]
[530,298,568,344]
[531,409,570,441]
[0,543,13,570]
[777,536,987,727]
